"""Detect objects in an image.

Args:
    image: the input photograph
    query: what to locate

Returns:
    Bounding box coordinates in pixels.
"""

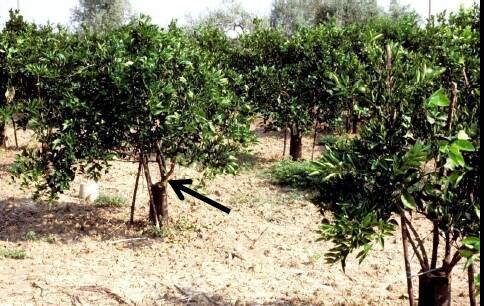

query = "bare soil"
[0,124,479,306]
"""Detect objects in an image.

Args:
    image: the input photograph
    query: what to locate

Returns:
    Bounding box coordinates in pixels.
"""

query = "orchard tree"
[10,17,253,227]
[71,0,132,32]
[311,11,480,305]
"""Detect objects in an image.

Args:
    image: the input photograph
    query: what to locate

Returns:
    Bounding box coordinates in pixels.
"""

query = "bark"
[289,125,303,161]
[418,271,451,306]
[150,181,168,226]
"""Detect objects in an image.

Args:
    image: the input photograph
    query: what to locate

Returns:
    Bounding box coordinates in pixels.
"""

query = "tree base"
[289,134,303,161]
[149,182,168,226]
[418,271,451,306]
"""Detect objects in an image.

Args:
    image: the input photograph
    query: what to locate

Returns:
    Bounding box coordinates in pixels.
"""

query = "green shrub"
[268,159,318,188]
[0,247,26,259]
[94,194,127,208]
[24,230,37,241]
[317,134,339,146]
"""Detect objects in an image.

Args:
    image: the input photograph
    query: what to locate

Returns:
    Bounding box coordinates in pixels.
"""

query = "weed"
[44,234,56,244]
[94,194,127,208]
[0,247,26,259]
[25,230,38,241]
[268,159,318,189]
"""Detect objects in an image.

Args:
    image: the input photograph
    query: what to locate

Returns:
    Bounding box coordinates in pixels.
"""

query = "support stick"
[142,154,160,228]
[283,127,288,158]
[311,121,318,160]
[11,118,18,149]
[130,156,143,224]
[468,263,477,306]
[401,213,415,306]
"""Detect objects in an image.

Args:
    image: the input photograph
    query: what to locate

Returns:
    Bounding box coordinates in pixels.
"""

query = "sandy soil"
[0,124,480,306]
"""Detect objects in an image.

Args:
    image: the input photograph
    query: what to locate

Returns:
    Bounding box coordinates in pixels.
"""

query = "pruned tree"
[70,0,132,32]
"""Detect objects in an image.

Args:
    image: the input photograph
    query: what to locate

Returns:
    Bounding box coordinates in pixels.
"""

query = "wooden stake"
[130,155,143,224]
[11,118,18,149]
[141,154,160,228]
[311,121,318,160]
[446,82,458,133]
[283,127,288,158]
[401,213,416,306]
[468,263,477,306]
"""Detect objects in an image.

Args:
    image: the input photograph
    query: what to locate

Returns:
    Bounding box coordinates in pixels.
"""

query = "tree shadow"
[158,286,327,306]
[0,197,151,246]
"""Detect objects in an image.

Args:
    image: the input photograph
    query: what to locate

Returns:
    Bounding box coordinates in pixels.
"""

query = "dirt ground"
[0,124,480,306]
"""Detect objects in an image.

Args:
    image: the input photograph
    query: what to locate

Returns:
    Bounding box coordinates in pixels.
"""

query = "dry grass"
[0,123,479,306]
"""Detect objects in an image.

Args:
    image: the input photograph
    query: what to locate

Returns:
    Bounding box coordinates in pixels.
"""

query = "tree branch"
[402,214,429,269]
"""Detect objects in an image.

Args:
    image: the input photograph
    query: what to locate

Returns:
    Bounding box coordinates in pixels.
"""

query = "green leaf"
[457,130,471,140]
[401,192,417,210]
[427,89,450,107]
[454,140,475,152]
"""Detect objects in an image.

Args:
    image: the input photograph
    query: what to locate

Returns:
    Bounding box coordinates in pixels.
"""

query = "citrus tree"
[309,8,480,305]
[9,17,253,227]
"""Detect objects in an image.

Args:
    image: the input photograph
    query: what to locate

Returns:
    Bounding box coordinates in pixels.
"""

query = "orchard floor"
[0,124,479,306]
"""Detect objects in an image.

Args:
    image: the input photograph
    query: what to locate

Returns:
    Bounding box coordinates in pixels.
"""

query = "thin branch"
[444,251,462,273]
[402,214,429,269]
[404,226,428,270]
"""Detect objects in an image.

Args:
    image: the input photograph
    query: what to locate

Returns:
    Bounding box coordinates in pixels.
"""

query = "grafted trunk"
[289,125,302,161]
[150,181,168,225]
[352,114,358,134]
[418,271,451,306]
[0,123,6,147]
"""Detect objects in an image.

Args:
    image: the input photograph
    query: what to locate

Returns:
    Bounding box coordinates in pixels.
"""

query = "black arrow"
[168,179,231,214]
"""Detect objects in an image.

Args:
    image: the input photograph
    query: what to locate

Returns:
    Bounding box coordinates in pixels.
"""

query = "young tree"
[71,0,132,32]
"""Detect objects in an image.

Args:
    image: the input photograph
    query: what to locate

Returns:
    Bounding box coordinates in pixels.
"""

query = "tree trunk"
[0,123,6,148]
[352,114,358,134]
[418,271,451,306]
[289,125,303,161]
[150,181,168,226]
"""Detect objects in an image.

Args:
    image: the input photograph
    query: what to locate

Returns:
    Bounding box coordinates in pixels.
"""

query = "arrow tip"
[168,179,193,200]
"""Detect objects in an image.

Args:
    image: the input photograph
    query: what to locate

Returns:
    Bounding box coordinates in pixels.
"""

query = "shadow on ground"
[157,286,328,306]
[0,197,150,245]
